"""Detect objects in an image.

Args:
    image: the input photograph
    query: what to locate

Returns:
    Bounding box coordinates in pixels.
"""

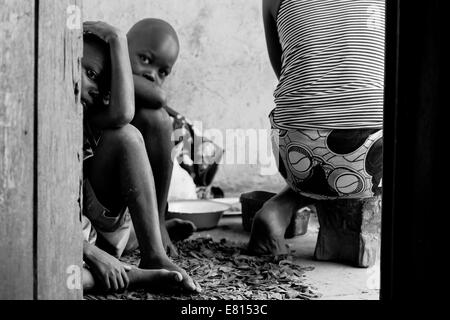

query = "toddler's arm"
[134,74,167,109]
[85,21,135,129]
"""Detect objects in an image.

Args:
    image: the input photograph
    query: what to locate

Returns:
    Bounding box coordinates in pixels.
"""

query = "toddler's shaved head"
[127,18,180,86]
[128,18,179,49]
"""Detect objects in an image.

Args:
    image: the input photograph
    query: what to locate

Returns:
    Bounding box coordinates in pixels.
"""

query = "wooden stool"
[313,196,382,268]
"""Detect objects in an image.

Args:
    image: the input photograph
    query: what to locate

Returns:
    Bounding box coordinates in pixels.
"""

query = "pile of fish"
[84,237,320,300]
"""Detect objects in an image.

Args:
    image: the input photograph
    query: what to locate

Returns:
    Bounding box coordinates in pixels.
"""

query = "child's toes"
[171,271,183,283]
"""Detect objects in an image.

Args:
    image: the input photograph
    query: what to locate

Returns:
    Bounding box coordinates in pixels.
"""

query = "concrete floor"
[195,213,380,300]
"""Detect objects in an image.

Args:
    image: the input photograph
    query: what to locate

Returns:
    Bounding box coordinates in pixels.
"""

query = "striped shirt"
[272,0,385,130]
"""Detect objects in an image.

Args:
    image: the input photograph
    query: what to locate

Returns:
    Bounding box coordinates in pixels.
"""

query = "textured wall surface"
[84,0,285,195]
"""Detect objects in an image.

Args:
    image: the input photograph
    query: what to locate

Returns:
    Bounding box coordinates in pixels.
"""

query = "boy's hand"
[134,74,168,109]
[85,245,132,292]
[141,77,167,105]
[84,21,125,43]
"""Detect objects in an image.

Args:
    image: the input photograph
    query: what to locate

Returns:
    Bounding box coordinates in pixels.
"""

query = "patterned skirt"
[271,117,383,200]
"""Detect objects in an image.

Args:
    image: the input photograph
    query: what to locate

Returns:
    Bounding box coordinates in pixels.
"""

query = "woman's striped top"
[271,0,385,130]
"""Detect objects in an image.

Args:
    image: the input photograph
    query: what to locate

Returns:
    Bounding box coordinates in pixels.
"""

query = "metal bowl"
[167,200,231,230]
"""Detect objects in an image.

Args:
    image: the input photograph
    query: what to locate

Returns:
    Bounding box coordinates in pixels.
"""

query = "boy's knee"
[102,124,145,148]
[135,108,173,135]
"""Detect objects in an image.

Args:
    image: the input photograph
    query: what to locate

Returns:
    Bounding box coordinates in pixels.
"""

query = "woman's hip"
[271,127,383,200]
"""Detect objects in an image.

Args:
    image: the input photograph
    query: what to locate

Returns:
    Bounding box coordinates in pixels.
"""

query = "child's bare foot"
[166,218,197,242]
[139,257,201,293]
[162,219,197,257]
[247,187,312,256]
[83,266,185,293]
[127,267,184,290]
[82,267,96,292]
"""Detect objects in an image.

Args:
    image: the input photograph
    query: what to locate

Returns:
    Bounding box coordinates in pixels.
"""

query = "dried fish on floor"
[84,237,321,300]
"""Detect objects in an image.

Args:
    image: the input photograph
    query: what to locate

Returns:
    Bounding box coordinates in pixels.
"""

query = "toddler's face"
[128,32,179,87]
[81,41,108,110]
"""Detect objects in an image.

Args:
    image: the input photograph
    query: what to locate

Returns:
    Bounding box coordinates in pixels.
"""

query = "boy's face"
[128,30,179,87]
[81,41,107,110]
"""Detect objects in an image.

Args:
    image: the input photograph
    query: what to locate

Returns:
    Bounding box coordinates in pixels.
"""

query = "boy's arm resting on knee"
[83,240,108,268]
[83,240,128,270]
[134,74,167,109]
[83,240,97,262]
[85,22,135,129]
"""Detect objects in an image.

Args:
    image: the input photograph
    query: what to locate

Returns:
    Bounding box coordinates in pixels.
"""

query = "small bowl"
[167,200,231,230]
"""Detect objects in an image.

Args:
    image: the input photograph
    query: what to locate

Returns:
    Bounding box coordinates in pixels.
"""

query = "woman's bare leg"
[248,186,314,255]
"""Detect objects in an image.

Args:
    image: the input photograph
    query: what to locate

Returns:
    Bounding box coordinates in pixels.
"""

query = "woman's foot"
[166,218,197,242]
[247,203,291,255]
[139,257,201,293]
[247,187,312,256]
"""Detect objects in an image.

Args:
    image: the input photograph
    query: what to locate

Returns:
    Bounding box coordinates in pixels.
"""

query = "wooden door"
[0,0,35,300]
[0,0,83,300]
